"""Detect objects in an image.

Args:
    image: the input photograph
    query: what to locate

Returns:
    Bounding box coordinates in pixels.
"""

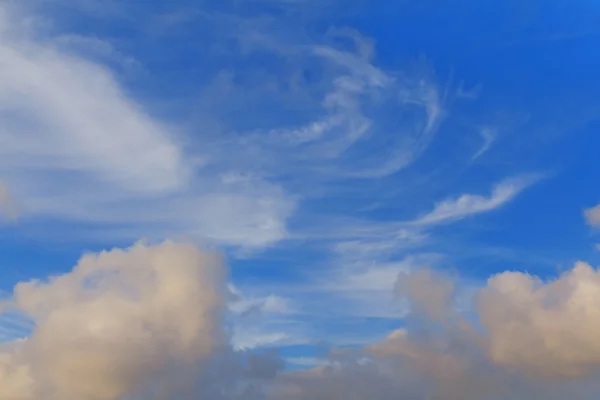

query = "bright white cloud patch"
[0,25,189,194]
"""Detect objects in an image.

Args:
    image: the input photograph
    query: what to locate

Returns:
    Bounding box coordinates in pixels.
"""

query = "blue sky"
[2,0,600,398]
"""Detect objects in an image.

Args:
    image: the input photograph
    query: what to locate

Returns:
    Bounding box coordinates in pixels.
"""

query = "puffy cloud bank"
[0,241,279,400]
[3,241,600,399]
[276,265,600,400]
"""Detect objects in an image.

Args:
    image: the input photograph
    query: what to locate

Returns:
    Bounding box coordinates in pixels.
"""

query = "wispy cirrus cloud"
[411,175,538,226]
[0,3,296,249]
[0,1,458,252]
[471,126,497,161]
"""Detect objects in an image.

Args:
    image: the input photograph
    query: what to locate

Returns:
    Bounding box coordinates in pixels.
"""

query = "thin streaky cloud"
[411,175,538,226]
[471,126,497,161]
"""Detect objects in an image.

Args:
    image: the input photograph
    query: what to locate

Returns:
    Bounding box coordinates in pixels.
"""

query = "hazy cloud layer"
[0,181,18,221]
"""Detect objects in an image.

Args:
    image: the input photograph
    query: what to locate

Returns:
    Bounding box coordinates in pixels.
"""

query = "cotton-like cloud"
[0,241,283,400]
[412,175,536,226]
[584,204,600,228]
[479,262,600,379]
[269,263,600,399]
[4,242,600,399]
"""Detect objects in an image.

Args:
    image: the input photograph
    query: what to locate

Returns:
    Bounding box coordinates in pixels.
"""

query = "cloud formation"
[0,3,295,249]
[3,242,600,399]
[269,263,600,399]
[1,1,591,398]
[0,241,257,400]
[584,204,600,228]
[412,175,536,226]
[480,262,600,379]
[471,127,497,161]
[0,1,539,257]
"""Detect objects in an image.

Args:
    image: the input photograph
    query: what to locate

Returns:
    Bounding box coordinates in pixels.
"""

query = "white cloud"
[229,286,295,318]
[0,31,189,194]
[303,253,443,321]
[226,283,305,351]
[1,1,598,399]
[0,3,486,253]
[584,204,600,228]
[412,175,537,226]
[471,126,497,161]
[230,28,446,184]
[0,3,450,251]
[0,4,295,249]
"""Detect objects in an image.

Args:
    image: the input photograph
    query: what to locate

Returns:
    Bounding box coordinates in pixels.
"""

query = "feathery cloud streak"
[412,175,538,226]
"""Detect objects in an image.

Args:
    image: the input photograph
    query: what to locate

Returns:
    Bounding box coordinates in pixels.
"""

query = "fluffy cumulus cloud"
[268,263,600,400]
[4,242,600,399]
[479,262,600,379]
[0,241,282,400]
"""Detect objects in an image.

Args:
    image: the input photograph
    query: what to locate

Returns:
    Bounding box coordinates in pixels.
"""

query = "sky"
[1,0,600,398]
